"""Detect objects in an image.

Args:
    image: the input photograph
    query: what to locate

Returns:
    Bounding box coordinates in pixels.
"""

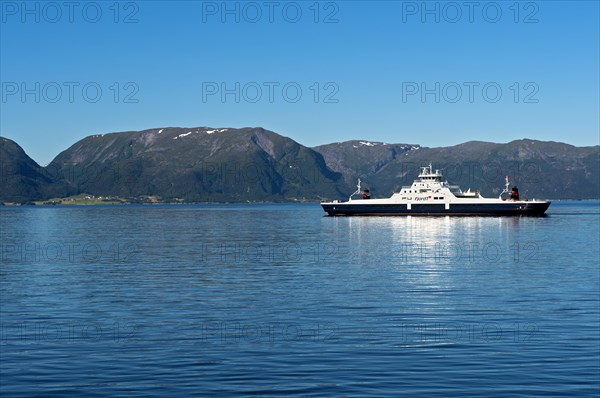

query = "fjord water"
[1,201,599,397]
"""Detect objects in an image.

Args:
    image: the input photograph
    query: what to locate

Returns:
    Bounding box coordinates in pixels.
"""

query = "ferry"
[321,164,551,216]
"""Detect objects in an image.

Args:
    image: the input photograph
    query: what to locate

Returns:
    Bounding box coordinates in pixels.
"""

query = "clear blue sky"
[1,0,599,165]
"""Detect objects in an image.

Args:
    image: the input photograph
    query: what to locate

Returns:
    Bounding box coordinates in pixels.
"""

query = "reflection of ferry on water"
[321,164,551,216]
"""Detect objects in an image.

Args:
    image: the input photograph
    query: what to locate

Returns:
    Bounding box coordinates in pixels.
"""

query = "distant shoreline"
[2,198,599,207]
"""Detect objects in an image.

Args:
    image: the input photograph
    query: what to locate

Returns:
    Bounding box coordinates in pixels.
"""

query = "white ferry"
[321,164,551,216]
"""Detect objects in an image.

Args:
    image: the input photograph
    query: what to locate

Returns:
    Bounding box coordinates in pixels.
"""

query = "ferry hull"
[321,201,551,216]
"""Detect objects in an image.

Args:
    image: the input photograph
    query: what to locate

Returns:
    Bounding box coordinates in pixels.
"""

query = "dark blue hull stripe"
[321,202,551,216]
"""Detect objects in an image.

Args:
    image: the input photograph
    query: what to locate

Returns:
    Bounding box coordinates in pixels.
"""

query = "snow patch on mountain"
[359,141,377,147]
[206,129,228,134]
[173,132,193,140]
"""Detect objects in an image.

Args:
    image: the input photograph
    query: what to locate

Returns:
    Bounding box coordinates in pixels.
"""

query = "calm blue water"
[1,201,599,397]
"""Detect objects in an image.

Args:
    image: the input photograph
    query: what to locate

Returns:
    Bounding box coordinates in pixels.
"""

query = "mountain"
[0,137,73,202]
[312,140,421,186]
[313,139,600,199]
[1,128,598,203]
[46,127,346,202]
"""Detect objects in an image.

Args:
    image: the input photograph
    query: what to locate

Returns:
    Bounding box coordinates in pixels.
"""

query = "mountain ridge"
[1,127,598,203]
